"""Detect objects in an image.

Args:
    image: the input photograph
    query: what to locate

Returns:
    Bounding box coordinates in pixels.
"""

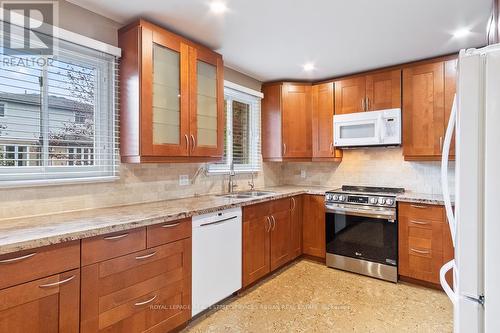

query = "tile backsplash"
[0,162,282,219]
[281,148,455,194]
[0,148,454,219]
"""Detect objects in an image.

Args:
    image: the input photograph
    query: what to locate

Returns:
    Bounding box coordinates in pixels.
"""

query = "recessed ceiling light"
[209,1,228,14]
[303,62,315,71]
[453,28,471,38]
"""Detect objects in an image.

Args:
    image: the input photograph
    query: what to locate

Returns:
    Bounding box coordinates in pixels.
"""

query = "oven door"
[325,203,397,266]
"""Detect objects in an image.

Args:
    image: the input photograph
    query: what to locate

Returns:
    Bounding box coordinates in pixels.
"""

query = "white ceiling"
[68,0,492,82]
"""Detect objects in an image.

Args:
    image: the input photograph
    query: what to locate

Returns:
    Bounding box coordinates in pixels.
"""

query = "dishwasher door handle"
[199,216,237,227]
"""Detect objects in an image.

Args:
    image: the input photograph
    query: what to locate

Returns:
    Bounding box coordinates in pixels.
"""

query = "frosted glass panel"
[197,60,217,146]
[340,123,375,139]
[153,43,180,145]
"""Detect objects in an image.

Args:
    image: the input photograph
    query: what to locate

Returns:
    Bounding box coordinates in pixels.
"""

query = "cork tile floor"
[183,260,452,333]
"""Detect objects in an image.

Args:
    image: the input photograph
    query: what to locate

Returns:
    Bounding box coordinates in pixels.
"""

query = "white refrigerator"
[440,45,500,333]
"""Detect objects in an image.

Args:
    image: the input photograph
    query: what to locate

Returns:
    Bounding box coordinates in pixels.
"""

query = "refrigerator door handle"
[440,259,457,305]
[441,94,457,246]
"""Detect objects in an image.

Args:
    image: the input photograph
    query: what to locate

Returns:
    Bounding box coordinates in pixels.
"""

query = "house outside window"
[208,82,263,173]
[0,103,5,117]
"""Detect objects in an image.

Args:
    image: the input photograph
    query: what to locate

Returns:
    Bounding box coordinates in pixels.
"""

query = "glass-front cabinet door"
[141,27,190,157]
[189,47,224,157]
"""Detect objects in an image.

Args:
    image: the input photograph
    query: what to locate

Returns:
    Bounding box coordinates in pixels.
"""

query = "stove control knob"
[378,197,386,205]
[332,194,339,201]
[386,198,394,206]
[369,197,378,204]
[338,195,346,202]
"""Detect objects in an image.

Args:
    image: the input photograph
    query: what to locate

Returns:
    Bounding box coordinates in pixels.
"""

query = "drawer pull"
[135,252,157,260]
[0,252,36,264]
[410,248,431,255]
[410,204,428,209]
[134,294,157,306]
[39,275,75,288]
[409,219,430,225]
[161,222,180,228]
[103,233,129,240]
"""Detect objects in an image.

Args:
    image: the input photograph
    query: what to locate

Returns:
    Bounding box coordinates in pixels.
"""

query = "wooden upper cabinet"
[334,77,366,114]
[444,59,457,157]
[261,83,312,160]
[365,70,401,110]
[312,82,342,160]
[189,47,224,157]
[403,61,446,160]
[119,19,224,163]
[282,83,312,158]
[261,83,283,160]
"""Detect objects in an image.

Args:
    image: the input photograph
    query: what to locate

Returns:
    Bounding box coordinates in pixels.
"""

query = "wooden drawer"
[0,241,80,289]
[243,201,271,221]
[0,269,80,332]
[147,218,191,248]
[398,202,445,221]
[82,228,146,266]
[81,238,191,333]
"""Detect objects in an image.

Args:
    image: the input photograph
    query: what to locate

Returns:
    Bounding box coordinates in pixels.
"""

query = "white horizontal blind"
[209,85,262,173]
[0,24,119,186]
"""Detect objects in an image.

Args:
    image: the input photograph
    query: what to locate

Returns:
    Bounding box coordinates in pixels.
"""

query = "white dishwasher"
[192,207,242,316]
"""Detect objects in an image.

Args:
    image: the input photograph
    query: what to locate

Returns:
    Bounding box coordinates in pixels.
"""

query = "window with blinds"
[208,85,262,173]
[0,22,119,186]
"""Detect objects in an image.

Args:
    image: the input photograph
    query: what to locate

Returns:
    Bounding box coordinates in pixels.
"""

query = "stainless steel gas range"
[325,185,405,282]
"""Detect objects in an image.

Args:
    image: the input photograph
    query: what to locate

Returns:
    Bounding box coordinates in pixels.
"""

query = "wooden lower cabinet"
[81,238,191,332]
[0,269,80,333]
[302,195,326,258]
[398,202,453,285]
[289,196,303,259]
[242,196,302,287]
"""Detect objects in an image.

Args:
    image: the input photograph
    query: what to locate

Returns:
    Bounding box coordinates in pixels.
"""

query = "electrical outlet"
[300,170,306,178]
[179,175,189,186]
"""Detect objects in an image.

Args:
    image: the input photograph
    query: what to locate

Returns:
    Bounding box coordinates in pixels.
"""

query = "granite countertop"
[0,186,329,255]
[396,191,448,206]
[0,185,446,256]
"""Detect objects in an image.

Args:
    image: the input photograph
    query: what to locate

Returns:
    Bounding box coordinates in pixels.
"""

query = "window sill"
[0,176,120,189]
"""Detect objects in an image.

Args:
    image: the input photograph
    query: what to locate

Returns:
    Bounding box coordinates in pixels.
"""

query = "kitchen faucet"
[248,172,255,191]
[227,162,238,193]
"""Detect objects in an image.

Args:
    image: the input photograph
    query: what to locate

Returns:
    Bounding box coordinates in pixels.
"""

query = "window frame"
[0,24,119,188]
[0,103,5,117]
[208,83,262,174]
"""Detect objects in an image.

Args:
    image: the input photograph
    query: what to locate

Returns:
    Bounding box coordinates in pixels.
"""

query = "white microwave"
[333,108,401,148]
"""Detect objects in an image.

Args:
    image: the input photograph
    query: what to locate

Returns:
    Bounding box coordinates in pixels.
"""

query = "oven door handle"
[326,205,396,221]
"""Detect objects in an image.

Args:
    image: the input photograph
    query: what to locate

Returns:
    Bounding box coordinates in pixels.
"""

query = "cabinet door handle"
[361,98,365,111]
[134,294,157,306]
[271,215,276,231]
[291,197,296,211]
[38,275,75,288]
[184,134,189,149]
[191,134,196,151]
[161,222,180,228]
[135,252,157,260]
[409,219,430,225]
[440,136,443,152]
[265,216,271,232]
[410,204,428,209]
[103,233,129,240]
[283,143,287,156]
[0,252,36,264]
[330,142,334,152]
[410,248,431,255]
